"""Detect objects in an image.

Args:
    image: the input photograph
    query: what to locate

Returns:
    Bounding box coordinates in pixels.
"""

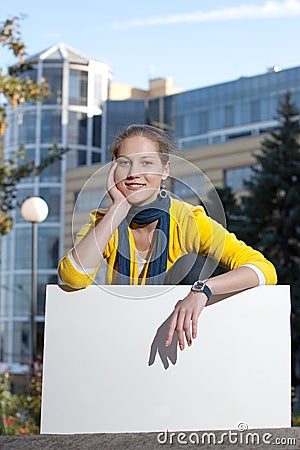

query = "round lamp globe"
[21,196,49,223]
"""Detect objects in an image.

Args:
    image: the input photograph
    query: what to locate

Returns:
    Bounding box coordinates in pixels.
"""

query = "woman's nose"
[127,162,141,178]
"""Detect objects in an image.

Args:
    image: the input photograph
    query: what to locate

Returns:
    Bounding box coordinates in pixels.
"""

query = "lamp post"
[21,196,48,365]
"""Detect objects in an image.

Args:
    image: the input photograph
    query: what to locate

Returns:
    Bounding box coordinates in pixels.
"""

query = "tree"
[242,92,300,295]
[0,16,67,236]
[240,92,300,389]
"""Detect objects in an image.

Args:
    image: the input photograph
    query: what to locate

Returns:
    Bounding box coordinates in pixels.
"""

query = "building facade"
[1,42,300,373]
[0,44,111,372]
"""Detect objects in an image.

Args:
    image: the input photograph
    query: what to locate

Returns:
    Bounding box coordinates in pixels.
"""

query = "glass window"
[39,147,62,182]
[37,322,45,359]
[15,227,32,269]
[183,114,197,137]
[78,150,87,166]
[148,99,160,123]
[92,114,102,148]
[13,275,31,316]
[38,227,59,269]
[13,322,30,363]
[0,322,9,362]
[224,166,254,191]
[66,149,87,169]
[92,152,101,164]
[199,111,208,134]
[41,110,62,143]
[69,69,88,106]
[66,149,77,169]
[212,135,223,144]
[164,96,174,129]
[105,99,146,160]
[182,111,208,137]
[172,174,204,201]
[224,105,234,128]
[68,112,87,145]
[226,131,252,141]
[5,112,16,147]
[0,276,11,316]
[2,234,12,271]
[37,274,58,316]
[42,67,63,105]
[18,110,36,144]
[250,100,261,122]
[75,189,106,212]
[39,188,61,222]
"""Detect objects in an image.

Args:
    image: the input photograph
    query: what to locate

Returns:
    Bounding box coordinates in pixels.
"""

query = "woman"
[58,124,277,350]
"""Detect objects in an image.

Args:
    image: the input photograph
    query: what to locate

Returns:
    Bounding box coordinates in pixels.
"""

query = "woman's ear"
[162,161,171,180]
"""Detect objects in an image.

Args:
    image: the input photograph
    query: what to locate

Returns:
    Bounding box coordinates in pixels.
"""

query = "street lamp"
[21,196,48,365]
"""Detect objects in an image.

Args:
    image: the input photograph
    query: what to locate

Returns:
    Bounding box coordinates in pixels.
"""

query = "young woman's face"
[114,136,170,205]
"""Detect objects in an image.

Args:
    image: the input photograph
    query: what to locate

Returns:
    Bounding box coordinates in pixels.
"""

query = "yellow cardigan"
[58,198,277,289]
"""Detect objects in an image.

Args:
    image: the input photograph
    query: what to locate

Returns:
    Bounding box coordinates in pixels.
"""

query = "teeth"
[127,184,144,187]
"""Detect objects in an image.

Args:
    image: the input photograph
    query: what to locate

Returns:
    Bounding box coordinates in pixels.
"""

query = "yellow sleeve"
[58,209,110,289]
[182,204,277,285]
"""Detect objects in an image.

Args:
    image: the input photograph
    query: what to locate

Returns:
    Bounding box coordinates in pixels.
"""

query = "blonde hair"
[109,124,175,165]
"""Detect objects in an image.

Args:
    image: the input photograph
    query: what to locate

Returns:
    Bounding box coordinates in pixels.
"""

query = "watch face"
[192,281,204,292]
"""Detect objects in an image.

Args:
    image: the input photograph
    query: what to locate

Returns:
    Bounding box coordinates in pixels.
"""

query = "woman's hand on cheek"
[165,291,208,351]
[107,161,130,208]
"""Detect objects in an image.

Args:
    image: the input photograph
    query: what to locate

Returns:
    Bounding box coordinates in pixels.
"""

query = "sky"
[2,0,300,91]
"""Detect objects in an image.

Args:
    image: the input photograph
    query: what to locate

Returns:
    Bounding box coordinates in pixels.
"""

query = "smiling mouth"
[125,183,146,190]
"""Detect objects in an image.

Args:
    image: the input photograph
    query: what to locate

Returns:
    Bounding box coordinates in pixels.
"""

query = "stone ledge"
[0,428,299,450]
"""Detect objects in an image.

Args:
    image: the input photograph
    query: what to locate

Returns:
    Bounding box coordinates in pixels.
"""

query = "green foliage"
[0,16,68,235]
[0,365,42,435]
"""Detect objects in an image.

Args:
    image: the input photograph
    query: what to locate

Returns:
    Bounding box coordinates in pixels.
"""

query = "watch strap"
[191,281,212,300]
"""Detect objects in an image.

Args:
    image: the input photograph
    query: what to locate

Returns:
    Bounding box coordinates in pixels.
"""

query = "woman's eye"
[142,161,154,165]
[118,159,130,166]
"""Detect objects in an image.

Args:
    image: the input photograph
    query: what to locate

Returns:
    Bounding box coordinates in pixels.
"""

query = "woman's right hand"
[106,160,131,210]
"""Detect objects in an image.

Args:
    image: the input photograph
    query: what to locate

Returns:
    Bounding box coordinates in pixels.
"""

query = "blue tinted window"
[13,322,30,363]
[0,322,9,361]
[39,147,62,182]
[42,67,63,105]
[92,114,102,148]
[15,227,32,269]
[41,110,62,143]
[14,275,31,316]
[69,69,88,106]
[38,227,59,269]
[39,188,61,222]
[18,110,36,144]
[68,112,87,145]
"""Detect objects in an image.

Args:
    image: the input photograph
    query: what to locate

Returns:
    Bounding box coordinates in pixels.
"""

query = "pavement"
[0,428,299,449]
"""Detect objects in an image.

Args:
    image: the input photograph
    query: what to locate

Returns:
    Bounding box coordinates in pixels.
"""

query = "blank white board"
[41,284,291,434]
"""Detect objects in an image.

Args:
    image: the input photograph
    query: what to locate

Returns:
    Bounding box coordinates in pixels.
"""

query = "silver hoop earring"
[159,180,168,198]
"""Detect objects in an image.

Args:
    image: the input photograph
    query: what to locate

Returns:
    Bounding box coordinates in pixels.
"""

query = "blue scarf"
[117,196,170,284]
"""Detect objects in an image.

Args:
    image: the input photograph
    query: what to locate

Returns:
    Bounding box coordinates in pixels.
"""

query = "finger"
[191,309,202,339]
[107,161,117,191]
[165,311,178,347]
[183,313,193,346]
[176,309,186,351]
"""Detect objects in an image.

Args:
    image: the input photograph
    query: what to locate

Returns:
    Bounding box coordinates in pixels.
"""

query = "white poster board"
[41,285,291,434]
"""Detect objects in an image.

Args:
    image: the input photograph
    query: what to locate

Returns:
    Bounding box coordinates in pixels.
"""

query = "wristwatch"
[191,281,212,301]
